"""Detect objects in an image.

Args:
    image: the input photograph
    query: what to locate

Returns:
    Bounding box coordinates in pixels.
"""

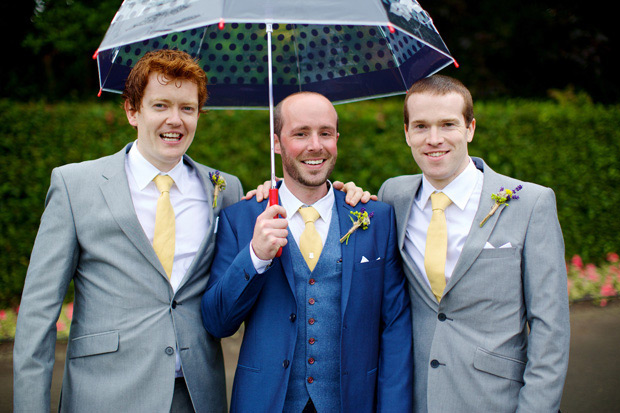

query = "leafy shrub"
[1,97,619,306]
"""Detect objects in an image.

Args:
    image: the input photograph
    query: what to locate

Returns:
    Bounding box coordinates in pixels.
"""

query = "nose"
[307,133,322,151]
[427,126,444,146]
[166,107,182,125]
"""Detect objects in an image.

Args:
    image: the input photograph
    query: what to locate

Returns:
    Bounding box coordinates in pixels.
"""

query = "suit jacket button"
[289,313,297,322]
[165,346,175,356]
[308,318,315,325]
[283,360,290,368]
[309,278,316,285]
[430,359,440,368]
[171,301,177,309]
[244,271,250,281]
[308,298,315,305]
[308,357,315,365]
[309,337,315,345]
[307,376,314,384]
[438,313,447,321]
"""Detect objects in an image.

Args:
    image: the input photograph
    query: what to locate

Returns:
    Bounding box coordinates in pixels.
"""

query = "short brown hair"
[403,75,474,127]
[122,49,208,112]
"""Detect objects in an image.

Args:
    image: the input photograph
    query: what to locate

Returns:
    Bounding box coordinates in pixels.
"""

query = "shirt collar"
[279,180,335,222]
[417,158,482,211]
[128,141,187,193]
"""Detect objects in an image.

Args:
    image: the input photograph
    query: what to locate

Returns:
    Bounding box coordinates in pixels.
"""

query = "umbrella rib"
[378,26,407,90]
[292,24,302,93]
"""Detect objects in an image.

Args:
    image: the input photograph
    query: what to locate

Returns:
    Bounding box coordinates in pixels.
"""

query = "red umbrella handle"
[269,188,282,257]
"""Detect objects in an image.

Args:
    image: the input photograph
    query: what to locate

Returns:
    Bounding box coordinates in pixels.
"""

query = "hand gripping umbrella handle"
[269,188,282,257]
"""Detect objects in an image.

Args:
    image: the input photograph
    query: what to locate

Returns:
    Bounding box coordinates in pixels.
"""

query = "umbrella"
[94,0,456,253]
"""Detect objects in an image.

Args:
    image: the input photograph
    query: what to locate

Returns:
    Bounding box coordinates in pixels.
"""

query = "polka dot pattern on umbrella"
[113,23,426,87]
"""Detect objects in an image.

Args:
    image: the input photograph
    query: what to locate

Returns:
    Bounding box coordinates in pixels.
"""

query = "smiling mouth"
[302,159,325,166]
[161,132,182,142]
[427,151,448,158]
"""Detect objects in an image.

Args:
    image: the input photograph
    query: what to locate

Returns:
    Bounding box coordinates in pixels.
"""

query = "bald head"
[274,92,339,138]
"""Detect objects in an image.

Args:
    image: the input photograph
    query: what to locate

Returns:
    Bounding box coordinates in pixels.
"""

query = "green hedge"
[1,97,619,306]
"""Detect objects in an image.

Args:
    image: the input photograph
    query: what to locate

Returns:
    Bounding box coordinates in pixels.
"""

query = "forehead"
[406,92,466,122]
[281,94,337,130]
[143,72,199,102]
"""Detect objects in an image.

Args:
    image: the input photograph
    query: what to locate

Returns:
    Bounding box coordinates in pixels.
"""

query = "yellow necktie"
[299,206,322,271]
[153,175,175,279]
[425,192,452,302]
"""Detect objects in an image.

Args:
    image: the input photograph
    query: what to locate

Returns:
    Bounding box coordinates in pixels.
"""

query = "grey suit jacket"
[13,143,243,413]
[378,157,570,413]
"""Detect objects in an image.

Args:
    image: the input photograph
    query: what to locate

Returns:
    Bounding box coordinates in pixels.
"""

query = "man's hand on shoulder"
[242,178,377,207]
[333,181,376,206]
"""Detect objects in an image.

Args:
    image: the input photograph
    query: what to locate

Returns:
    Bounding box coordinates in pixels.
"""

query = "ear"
[466,118,476,143]
[274,134,282,154]
[124,100,138,127]
[404,123,412,147]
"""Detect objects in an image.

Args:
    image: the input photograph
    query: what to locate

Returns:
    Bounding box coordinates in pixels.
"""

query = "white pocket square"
[484,242,495,249]
[499,242,513,248]
[360,256,369,263]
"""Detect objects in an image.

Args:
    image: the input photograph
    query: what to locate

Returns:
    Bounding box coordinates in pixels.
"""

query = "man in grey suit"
[378,75,570,412]
[13,50,242,412]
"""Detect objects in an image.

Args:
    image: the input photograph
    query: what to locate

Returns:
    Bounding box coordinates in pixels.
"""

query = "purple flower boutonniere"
[479,185,522,227]
[209,170,227,208]
[340,208,374,244]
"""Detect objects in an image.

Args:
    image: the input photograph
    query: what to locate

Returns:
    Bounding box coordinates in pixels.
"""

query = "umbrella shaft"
[267,23,277,188]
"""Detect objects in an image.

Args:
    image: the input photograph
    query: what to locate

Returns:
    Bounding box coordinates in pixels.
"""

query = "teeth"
[161,133,181,140]
[428,152,447,157]
[303,160,324,165]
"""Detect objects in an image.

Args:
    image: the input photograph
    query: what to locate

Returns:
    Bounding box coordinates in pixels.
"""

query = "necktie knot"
[430,192,452,212]
[154,174,174,193]
[299,206,320,224]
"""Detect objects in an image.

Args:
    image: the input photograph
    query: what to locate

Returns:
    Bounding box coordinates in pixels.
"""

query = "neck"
[284,178,329,205]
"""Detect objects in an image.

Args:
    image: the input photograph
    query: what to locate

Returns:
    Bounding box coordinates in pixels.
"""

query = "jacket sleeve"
[201,207,269,337]
[377,205,414,411]
[517,188,570,412]
[13,168,79,412]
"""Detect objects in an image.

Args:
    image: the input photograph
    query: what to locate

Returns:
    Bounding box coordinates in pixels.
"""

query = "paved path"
[1,302,618,412]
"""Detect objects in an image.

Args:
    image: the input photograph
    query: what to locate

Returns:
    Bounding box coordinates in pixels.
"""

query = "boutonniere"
[480,185,522,227]
[209,170,227,208]
[340,208,374,244]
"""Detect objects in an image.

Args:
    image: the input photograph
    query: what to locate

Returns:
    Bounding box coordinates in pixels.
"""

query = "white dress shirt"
[125,141,210,375]
[404,158,483,289]
[251,181,335,273]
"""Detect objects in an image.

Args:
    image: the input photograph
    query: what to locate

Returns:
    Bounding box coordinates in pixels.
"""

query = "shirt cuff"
[250,242,272,274]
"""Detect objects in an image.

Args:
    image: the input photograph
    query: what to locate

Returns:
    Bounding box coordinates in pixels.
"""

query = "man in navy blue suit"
[201,92,412,412]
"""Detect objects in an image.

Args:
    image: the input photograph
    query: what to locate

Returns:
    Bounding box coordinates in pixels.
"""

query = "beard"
[280,145,337,188]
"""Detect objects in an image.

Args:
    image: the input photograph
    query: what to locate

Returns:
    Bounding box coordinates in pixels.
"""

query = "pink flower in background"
[607,252,619,263]
[65,303,74,320]
[571,255,584,269]
[600,278,616,297]
[600,299,608,307]
[56,321,66,332]
[0,310,6,320]
[567,279,572,295]
[585,264,599,282]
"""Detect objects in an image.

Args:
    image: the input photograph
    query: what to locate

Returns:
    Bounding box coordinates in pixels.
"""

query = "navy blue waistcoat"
[283,205,342,412]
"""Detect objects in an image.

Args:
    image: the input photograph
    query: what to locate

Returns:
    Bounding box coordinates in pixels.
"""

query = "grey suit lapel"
[444,158,505,296]
[393,176,439,307]
[99,144,166,278]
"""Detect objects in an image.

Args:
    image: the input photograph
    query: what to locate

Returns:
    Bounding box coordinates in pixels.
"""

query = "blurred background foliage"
[1,1,619,306]
[1,96,619,306]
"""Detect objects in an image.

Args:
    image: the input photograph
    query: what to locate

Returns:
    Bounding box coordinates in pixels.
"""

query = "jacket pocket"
[477,247,516,259]
[473,347,526,383]
[68,330,119,359]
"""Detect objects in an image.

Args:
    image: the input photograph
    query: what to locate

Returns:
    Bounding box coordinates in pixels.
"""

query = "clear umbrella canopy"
[96,0,455,108]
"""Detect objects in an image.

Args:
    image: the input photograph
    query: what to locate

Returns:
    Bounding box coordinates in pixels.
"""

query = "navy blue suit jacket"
[201,189,413,412]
